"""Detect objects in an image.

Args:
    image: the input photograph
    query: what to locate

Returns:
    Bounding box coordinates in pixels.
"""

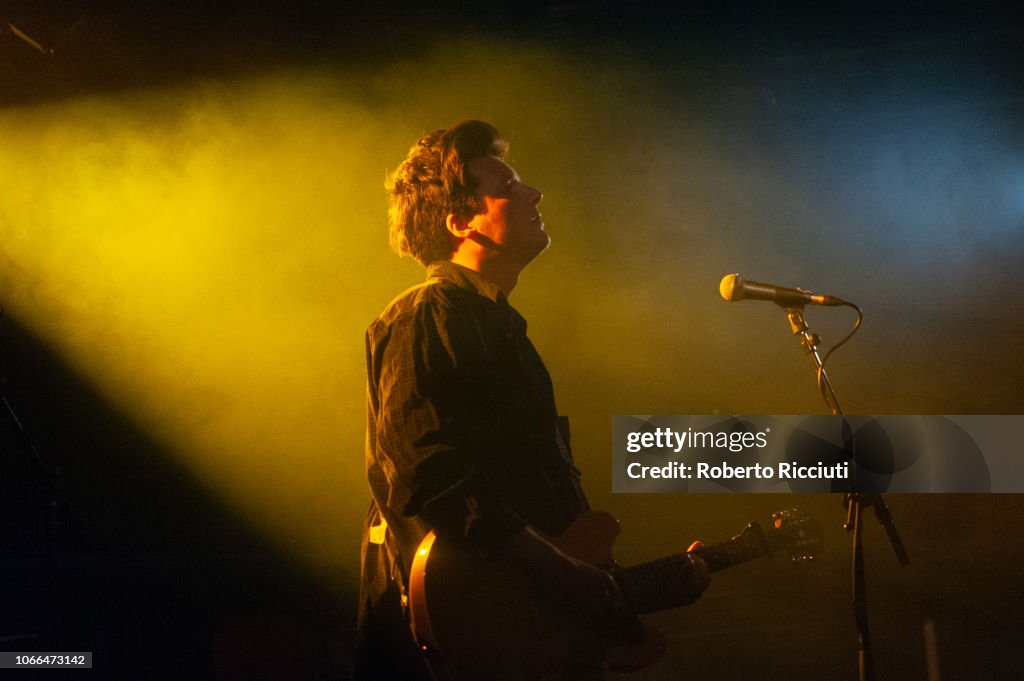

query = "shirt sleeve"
[368,292,526,548]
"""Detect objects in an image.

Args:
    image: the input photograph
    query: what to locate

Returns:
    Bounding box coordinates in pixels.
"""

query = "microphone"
[719,273,847,306]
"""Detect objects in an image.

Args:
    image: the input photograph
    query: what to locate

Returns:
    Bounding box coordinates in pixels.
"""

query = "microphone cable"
[817,301,863,395]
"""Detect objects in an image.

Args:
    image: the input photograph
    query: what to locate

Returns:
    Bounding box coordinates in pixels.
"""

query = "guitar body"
[409,511,652,681]
[408,508,820,681]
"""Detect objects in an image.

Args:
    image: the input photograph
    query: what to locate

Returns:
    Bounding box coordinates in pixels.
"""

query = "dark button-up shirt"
[357,261,588,666]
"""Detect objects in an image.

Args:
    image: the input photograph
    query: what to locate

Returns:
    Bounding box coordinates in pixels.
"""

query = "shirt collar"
[426,261,527,334]
[426,261,508,306]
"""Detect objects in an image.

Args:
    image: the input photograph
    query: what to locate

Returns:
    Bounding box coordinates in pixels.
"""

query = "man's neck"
[448,253,521,297]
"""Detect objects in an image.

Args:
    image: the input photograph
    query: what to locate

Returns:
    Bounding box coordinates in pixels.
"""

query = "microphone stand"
[782,307,841,416]
[780,304,909,681]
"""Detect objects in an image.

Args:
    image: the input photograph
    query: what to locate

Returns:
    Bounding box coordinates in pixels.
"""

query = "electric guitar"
[407,508,821,681]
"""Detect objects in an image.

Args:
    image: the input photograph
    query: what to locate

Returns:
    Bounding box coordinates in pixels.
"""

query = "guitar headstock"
[767,508,823,561]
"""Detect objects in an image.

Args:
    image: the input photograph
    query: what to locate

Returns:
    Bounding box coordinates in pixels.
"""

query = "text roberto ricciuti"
[624,426,849,481]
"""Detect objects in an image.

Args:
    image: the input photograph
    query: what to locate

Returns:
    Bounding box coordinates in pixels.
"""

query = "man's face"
[464,155,549,264]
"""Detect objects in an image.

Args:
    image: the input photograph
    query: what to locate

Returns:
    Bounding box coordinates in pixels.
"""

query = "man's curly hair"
[386,120,508,265]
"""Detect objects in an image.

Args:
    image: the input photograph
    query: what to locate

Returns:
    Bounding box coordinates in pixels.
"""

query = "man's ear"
[445,213,473,239]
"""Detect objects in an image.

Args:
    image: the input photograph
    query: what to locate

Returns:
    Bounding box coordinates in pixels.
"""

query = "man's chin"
[523,232,552,262]
[484,231,551,268]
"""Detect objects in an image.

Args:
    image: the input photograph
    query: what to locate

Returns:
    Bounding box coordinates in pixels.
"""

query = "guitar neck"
[617,523,771,615]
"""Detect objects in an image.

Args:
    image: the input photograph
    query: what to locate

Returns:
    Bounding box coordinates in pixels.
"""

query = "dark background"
[3,2,1023,679]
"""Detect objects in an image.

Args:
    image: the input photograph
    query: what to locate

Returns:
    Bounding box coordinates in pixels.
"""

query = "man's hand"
[673,540,711,606]
[500,527,643,643]
[558,555,645,644]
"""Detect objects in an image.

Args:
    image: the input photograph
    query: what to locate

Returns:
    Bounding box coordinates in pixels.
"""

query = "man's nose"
[525,184,542,204]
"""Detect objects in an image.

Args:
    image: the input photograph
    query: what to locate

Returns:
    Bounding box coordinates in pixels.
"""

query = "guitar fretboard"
[617,523,771,615]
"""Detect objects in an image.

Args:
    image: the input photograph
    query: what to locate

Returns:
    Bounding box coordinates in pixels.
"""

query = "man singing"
[355,120,709,680]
